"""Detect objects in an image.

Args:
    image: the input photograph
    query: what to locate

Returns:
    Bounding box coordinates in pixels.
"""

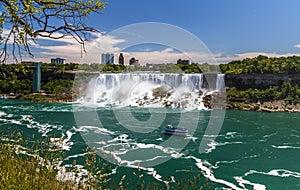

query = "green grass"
[21,93,72,102]
[0,143,75,190]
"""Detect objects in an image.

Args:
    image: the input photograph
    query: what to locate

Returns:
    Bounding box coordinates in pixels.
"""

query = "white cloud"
[120,50,218,65]
[20,33,300,65]
[23,32,125,63]
[1,28,39,50]
[80,34,125,63]
[294,44,300,48]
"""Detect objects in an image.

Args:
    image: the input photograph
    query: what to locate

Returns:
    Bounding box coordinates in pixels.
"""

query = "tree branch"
[0,0,107,63]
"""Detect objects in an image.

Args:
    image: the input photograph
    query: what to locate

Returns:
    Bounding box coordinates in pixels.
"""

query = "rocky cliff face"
[225,74,300,89]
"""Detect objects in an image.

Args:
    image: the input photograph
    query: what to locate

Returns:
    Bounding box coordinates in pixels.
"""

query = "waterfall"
[78,73,224,109]
[91,73,204,90]
[216,74,225,91]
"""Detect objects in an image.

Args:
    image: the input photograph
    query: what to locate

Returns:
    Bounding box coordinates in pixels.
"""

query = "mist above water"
[78,73,225,110]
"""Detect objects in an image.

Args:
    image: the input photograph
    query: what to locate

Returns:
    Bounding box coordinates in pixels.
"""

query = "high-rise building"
[51,58,66,64]
[119,53,124,65]
[101,53,114,64]
[129,57,139,66]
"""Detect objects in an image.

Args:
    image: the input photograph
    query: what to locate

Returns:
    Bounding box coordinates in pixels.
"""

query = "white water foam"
[234,176,266,190]
[271,145,300,149]
[40,106,73,113]
[187,156,247,190]
[259,132,278,142]
[78,131,187,184]
[235,169,300,190]
[262,132,278,139]
[49,128,76,151]
[0,111,6,117]
[206,140,218,153]
[98,134,183,162]
[245,169,300,179]
[290,134,300,138]
[215,154,259,168]
[184,136,198,142]
[64,153,89,161]
[204,139,244,154]
[215,159,241,167]
[225,131,241,139]
[76,125,115,135]
[21,115,63,136]
[0,113,22,125]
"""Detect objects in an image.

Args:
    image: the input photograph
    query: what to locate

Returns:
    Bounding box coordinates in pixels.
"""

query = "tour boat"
[164,124,188,136]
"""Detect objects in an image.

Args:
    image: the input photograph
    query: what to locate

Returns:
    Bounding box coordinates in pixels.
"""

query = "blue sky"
[88,0,300,52]
[29,0,300,64]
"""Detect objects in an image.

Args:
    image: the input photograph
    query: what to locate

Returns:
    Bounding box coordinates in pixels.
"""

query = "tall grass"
[0,130,210,189]
[0,143,75,189]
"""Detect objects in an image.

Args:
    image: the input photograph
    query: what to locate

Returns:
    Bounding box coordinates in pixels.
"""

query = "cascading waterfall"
[78,73,225,110]
[216,74,225,91]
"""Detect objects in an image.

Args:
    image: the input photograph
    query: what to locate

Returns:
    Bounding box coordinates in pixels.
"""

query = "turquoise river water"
[0,100,299,189]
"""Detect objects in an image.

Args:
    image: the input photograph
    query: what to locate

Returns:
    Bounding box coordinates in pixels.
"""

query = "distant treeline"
[161,55,300,74]
[220,55,300,74]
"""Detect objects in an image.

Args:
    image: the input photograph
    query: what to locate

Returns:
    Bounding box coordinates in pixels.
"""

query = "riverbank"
[1,93,73,103]
[2,92,300,113]
[226,99,300,113]
[202,93,300,113]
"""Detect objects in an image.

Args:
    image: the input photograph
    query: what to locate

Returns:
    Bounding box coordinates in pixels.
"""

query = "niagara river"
[0,99,299,189]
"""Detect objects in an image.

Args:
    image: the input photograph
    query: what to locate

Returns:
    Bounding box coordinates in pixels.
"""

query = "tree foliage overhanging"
[0,0,107,62]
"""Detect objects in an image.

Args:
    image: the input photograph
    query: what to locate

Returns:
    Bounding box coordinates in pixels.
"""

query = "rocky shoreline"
[1,93,73,103]
[226,99,300,113]
[1,92,300,113]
